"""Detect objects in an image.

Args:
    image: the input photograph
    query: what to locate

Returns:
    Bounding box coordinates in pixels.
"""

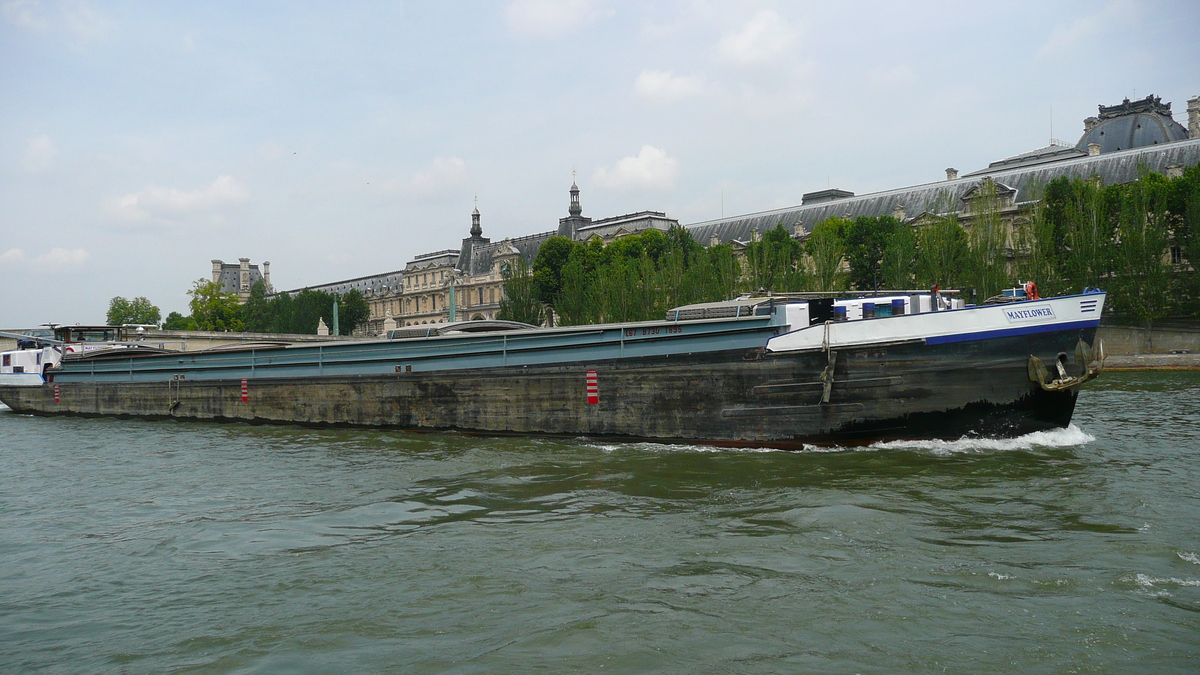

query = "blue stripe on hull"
[924,319,1100,346]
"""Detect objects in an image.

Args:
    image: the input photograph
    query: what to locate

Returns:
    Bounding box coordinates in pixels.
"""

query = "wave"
[585,424,1094,456]
[867,424,1095,455]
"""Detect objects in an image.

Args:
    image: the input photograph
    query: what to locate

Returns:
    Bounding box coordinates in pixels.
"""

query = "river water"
[1,371,1198,673]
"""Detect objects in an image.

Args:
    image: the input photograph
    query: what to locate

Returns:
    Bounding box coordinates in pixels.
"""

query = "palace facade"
[267,93,1200,335]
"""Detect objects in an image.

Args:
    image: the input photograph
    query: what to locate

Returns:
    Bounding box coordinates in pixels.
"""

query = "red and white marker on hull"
[240,378,249,403]
[586,370,599,405]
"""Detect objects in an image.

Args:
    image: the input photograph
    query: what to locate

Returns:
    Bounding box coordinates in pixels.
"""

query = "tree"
[745,224,805,292]
[241,280,274,332]
[844,216,900,291]
[916,216,970,289]
[880,224,917,290]
[1109,172,1173,340]
[187,280,245,331]
[963,180,1011,302]
[337,289,370,335]
[106,296,161,326]
[291,288,335,334]
[531,236,576,307]
[497,256,546,326]
[162,311,197,331]
[807,217,848,291]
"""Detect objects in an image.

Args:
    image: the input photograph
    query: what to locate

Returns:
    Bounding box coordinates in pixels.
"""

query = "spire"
[470,195,482,238]
[568,172,582,217]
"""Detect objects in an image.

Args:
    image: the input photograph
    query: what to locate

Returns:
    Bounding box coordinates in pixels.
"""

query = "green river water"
[1,371,1198,673]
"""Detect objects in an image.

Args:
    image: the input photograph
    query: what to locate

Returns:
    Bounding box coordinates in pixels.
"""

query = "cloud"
[2,0,112,42]
[2,0,47,30]
[592,145,679,191]
[634,70,707,103]
[408,156,469,201]
[1037,1,1135,59]
[108,175,249,223]
[22,134,56,173]
[717,10,796,67]
[62,0,111,42]
[504,0,605,39]
[0,247,89,270]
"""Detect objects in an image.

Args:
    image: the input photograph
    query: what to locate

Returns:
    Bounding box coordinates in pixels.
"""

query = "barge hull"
[0,324,1095,447]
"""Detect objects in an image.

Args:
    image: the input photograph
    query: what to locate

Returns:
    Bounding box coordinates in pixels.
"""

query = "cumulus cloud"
[717,10,796,67]
[108,175,249,224]
[0,247,89,270]
[592,146,679,191]
[504,0,605,39]
[634,70,707,103]
[22,134,56,173]
[408,156,469,201]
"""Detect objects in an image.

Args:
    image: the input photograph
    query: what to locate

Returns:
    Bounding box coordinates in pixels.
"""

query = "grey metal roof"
[274,270,405,298]
[1077,113,1188,154]
[685,138,1200,245]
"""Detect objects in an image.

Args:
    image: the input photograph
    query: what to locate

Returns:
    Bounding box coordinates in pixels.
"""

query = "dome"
[1076,95,1188,154]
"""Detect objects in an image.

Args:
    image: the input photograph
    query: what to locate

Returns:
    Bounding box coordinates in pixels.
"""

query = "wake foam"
[585,424,1093,456]
[866,424,1095,455]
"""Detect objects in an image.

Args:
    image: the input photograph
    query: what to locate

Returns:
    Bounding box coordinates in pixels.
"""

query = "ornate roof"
[1076,95,1188,154]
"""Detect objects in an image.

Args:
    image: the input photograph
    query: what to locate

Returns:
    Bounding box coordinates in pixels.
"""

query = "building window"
[1171,246,1183,265]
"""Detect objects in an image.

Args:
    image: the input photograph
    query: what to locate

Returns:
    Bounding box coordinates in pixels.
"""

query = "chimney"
[1087,142,1101,156]
[751,228,761,243]
[793,222,804,237]
[262,260,272,291]
[709,234,720,247]
[1083,116,1100,133]
[211,259,223,283]
[1189,96,1200,139]
[945,168,958,181]
[892,204,906,221]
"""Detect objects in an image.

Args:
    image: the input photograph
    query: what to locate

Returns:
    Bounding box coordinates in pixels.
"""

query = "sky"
[1,0,1197,327]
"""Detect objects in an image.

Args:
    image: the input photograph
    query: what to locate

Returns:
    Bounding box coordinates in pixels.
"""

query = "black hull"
[0,326,1096,448]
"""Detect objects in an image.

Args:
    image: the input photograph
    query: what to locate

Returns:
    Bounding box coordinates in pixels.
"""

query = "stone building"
[285,92,1200,335]
[211,258,272,304]
[688,94,1200,255]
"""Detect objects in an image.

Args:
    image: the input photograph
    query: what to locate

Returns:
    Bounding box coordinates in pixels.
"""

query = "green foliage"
[187,280,244,331]
[880,224,917,290]
[963,180,1011,301]
[106,296,161,326]
[531,236,575,306]
[807,217,848,291]
[162,311,196,331]
[744,224,807,292]
[1108,171,1173,329]
[240,281,274,332]
[844,216,900,291]
[337,289,370,335]
[497,256,546,326]
[916,216,970,289]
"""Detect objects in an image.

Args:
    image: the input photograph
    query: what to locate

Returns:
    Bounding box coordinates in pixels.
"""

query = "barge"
[0,290,1106,448]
